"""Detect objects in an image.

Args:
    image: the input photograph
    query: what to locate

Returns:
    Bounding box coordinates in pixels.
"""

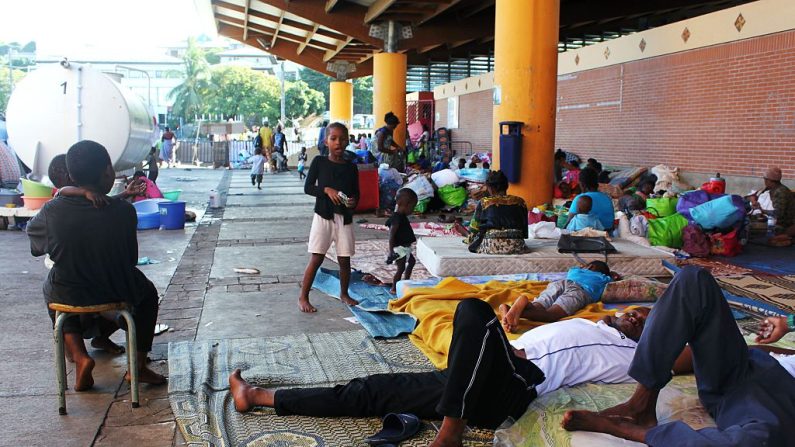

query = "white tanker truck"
[6,61,158,181]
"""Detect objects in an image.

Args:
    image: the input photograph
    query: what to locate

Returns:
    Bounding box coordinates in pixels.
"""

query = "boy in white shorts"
[298,122,360,313]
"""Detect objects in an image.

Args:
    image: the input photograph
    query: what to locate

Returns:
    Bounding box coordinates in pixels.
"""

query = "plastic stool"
[49,302,139,415]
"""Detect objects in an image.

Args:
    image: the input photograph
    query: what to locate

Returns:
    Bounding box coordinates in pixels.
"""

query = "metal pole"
[7,47,14,91]
[279,61,286,124]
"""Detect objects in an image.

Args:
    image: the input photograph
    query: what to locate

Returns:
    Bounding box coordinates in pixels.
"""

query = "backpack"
[682,224,710,257]
[254,134,262,148]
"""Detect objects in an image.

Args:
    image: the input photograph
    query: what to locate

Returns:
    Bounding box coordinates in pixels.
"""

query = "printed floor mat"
[717,274,795,314]
[327,239,433,285]
[168,330,493,446]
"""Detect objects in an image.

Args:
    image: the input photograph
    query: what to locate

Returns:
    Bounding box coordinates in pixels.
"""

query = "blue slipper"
[365,413,421,445]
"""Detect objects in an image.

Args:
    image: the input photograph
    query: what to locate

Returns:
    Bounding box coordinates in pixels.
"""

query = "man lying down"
[229,267,795,447]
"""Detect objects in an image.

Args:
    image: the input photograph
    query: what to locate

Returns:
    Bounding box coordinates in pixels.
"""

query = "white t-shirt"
[248,154,266,175]
[510,318,638,395]
[770,353,795,377]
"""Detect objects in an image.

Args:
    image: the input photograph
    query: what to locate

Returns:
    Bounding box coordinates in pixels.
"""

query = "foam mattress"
[416,237,673,277]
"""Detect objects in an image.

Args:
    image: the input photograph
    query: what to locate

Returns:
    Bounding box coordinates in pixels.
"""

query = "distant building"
[216,46,300,80]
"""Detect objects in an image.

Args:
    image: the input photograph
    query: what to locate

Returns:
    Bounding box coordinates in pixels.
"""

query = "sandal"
[365,413,421,445]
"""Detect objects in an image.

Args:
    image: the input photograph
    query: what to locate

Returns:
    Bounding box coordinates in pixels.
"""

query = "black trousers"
[274,299,544,428]
[48,269,159,353]
[251,174,263,185]
[632,266,795,446]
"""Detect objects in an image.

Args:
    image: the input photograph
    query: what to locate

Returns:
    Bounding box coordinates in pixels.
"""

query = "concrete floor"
[0,167,384,446]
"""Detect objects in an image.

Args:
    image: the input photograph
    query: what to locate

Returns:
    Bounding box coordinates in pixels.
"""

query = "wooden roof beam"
[257,0,381,46]
[324,37,354,62]
[297,24,319,55]
[270,10,285,48]
[325,0,341,13]
[462,0,495,18]
[217,15,337,51]
[218,23,373,78]
[417,0,463,26]
[242,0,251,40]
[213,0,350,41]
[365,0,399,24]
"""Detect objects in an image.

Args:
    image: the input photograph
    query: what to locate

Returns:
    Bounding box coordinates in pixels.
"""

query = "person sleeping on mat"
[500,260,615,332]
[229,269,795,447]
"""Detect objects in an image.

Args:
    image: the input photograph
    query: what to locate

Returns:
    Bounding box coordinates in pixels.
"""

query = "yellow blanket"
[388,277,618,369]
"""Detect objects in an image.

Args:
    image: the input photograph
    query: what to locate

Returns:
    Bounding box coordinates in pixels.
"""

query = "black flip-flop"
[365,413,420,445]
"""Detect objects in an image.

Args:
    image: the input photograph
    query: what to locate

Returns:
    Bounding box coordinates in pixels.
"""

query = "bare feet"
[91,336,125,355]
[597,394,658,427]
[389,286,397,295]
[562,410,650,443]
[229,369,274,412]
[73,356,95,391]
[500,300,524,333]
[429,417,466,447]
[125,366,167,385]
[340,294,359,306]
[298,298,317,313]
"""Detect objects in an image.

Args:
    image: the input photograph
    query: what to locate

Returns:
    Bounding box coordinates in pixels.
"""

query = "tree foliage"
[297,68,373,115]
[168,37,212,123]
[0,67,27,114]
[284,80,325,119]
[203,65,280,126]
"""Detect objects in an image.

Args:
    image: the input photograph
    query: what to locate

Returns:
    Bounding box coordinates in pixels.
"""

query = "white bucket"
[209,190,222,208]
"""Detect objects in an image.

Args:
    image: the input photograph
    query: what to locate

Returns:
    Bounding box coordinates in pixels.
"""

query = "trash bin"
[499,121,523,183]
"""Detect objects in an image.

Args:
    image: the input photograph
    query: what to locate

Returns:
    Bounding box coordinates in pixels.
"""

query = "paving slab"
[210,243,322,278]
[218,219,313,241]
[225,193,314,207]
[221,204,313,220]
[196,285,357,340]
[94,421,176,447]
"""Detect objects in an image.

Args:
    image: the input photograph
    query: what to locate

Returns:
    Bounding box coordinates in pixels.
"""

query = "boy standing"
[386,189,418,294]
[298,123,360,313]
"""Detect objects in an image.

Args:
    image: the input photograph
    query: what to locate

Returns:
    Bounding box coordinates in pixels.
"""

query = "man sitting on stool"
[27,140,166,391]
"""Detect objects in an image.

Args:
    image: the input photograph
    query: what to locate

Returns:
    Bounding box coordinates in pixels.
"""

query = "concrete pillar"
[492,0,560,206]
[329,81,353,127]
[373,52,407,147]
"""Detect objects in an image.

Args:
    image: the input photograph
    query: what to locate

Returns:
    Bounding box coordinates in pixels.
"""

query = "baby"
[500,261,614,332]
[566,195,604,231]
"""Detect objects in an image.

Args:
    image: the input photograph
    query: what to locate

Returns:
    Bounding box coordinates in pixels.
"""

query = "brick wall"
[436,29,795,179]
[435,90,494,153]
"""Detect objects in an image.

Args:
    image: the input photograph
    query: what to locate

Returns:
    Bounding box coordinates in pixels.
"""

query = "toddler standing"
[297,147,308,180]
[386,189,418,294]
[298,123,360,313]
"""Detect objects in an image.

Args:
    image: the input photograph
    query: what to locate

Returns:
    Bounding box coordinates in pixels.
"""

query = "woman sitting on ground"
[569,167,616,231]
[462,170,528,254]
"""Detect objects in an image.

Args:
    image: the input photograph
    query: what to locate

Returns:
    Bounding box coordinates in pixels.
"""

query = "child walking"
[386,188,418,295]
[297,147,308,180]
[249,147,266,190]
[500,261,614,332]
[298,123,360,312]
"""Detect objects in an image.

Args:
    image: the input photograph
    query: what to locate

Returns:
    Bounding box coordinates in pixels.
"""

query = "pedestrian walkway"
[0,167,385,446]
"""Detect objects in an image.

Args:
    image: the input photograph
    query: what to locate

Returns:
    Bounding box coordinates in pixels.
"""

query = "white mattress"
[416,237,673,277]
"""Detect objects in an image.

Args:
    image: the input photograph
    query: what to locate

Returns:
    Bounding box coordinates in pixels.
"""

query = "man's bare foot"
[499,304,514,332]
[597,395,658,427]
[74,356,95,391]
[503,302,524,333]
[91,337,125,355]
[229,369,274,412]
[562,410,649,443]
[340,294,359,306]
[125,366,167,385]
[298,298,317,313]
[429,417,466,447]
[389,287,397,295]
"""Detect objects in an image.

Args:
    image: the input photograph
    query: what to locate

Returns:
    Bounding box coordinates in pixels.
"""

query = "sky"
[0,0,216,54]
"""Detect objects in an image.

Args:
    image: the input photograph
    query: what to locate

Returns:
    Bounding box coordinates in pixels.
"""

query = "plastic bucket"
[22,196,51,210]
[158,201,186,230]
[162,189,182,201]
[21,178,54,198]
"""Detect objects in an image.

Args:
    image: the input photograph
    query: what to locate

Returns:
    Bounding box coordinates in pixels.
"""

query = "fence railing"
[174,139,310,166]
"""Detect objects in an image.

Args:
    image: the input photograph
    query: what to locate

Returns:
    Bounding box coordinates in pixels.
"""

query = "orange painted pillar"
[329,81,353,127]
[373,52,407,147]
[492,0,560,207]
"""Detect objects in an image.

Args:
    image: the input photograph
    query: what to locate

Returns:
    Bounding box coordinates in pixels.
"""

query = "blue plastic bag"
[690,195,742,230]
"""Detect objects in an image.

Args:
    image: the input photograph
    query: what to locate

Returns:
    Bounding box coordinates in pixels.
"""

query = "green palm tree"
[169,38,211,122]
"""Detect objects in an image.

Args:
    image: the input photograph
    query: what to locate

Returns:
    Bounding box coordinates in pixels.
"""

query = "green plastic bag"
[407,150,417,164]
[414,198,430,213]
[438,184,467,207]
[646,197,679,217]
[647,213,689,248]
